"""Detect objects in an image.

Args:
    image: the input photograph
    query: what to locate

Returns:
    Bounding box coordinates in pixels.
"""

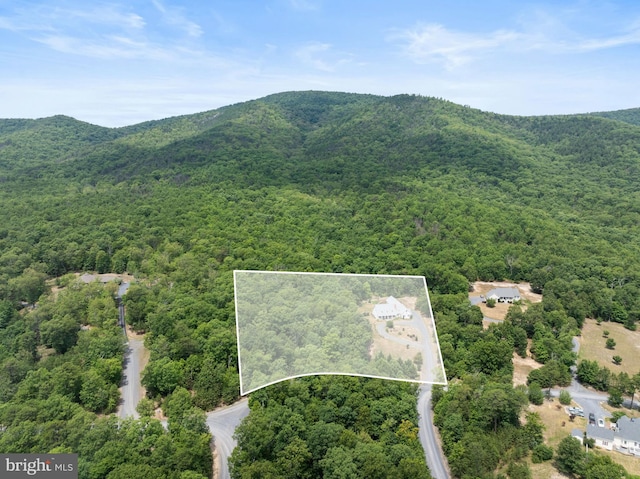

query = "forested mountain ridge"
[5,92,640,195]
[2,91,640,478]
[589,107,640,126]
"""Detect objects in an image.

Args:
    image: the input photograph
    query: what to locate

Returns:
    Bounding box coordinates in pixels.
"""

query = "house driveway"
[551,337,611,423]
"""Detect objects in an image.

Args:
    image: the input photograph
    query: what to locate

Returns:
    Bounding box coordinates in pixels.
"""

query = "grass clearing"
[470,281,542,323]
[602,403,640,419]
[527,397,586,448]
[579,319,640,375]
[529,461,571,479]
[512,339,543,387]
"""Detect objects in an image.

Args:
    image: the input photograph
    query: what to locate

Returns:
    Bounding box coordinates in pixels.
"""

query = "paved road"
[206,399,250,479]
[483,316,503,324]
[376,321,421,348]
[207,389,448,479]
[375,310,443,383]
[115,282,146,420]
[549,336,611,422]
[418,385,450,479]
[116,287,448,479]
[118,337,145,419]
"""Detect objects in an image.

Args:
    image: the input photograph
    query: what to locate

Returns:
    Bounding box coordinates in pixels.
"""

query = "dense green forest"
[235,272,436,393]
[2,91,640,478]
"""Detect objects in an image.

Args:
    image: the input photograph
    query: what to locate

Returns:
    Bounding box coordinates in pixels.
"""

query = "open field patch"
[527,397,586,448]
[512,350,543,387]
[579,318,640,375]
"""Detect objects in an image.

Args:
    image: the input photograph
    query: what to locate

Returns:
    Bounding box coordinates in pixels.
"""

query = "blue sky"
[1,0,640,126]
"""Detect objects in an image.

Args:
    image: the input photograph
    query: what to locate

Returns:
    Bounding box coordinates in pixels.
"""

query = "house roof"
[372,296,410,318]
[79,273,120,284]
[587,424,615,442]
[373,303,397,317]
[486,287,520,299]
[571,429,584,440]
[616,416,640,443]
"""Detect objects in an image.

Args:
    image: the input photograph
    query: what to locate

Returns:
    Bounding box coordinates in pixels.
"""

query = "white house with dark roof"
[587,424,614,450]
[484,287,520,303]
[372,296,412,320]
[578,416,640,456]
[613,416,640,456]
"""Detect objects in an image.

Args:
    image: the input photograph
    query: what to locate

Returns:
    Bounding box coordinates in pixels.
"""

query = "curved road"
[117,309,615,479]
[118,295,449,479]
[206,389,449,479]
[206,399,250,479]
[206,307,450,479]
[376,321,422,348]
[378,310,449,477]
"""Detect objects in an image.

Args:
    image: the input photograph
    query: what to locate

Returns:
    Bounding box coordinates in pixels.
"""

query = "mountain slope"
[2,91,640,479]
[589,107,640,126]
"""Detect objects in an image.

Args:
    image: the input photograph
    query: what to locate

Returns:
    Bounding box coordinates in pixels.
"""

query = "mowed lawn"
[578,318,640,375]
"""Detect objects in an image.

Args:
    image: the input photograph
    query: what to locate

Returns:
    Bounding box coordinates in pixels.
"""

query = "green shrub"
[531,444,553,463]
[558,390,571,405]
[611,411,626,423]
[528,382,544,405]
[506,461,531,479]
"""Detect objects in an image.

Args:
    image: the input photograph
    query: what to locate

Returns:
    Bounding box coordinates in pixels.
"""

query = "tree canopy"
[2,91,640,478]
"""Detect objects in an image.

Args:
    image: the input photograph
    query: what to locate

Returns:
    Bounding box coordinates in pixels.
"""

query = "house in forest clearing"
[80,273,121,284]
[373,296,412,320]
[612,416,640,456]
[484,287,521,303]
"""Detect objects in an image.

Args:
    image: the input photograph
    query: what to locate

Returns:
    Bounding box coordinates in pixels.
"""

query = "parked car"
[567,407,584,417]
[589,413,596,425]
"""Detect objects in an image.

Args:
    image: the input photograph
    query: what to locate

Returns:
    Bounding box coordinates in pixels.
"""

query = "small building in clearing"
[484,287,521,303]
[373,296,412,320]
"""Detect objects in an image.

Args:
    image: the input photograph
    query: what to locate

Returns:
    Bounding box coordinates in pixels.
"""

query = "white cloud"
[0,2,210,62]
[151,0,202,37]
[0,4,146,32]
[0,12,55,33]
[391,23,522,69]
[34,33,188,60]
[392,20,640,69]
[295,42,352,72]
[571,28,640,52]
[296,42,332,71]
[58,6,146,30]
